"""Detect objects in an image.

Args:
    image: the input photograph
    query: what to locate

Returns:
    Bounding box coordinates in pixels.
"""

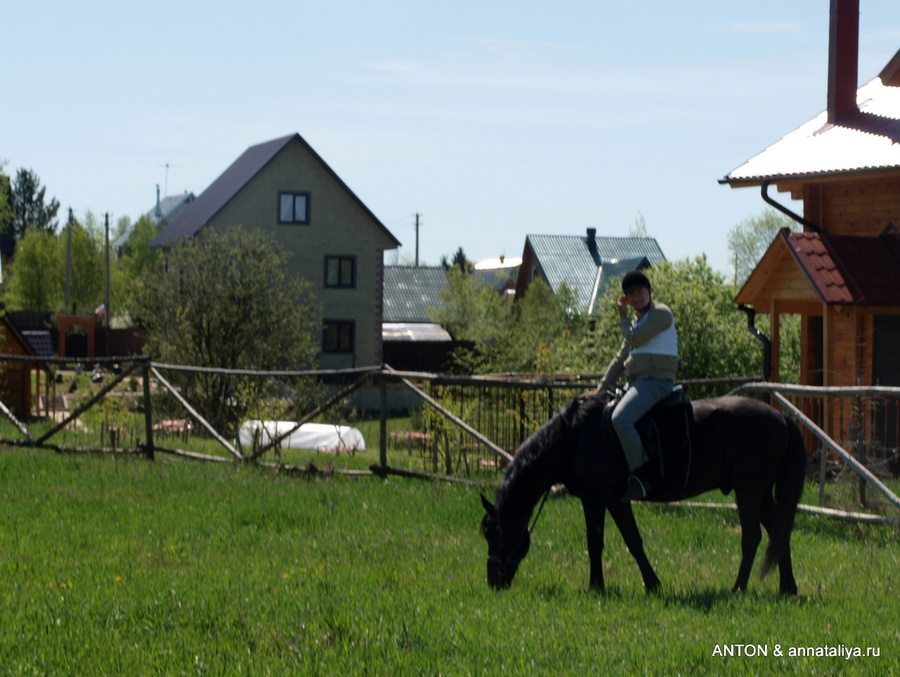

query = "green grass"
[1,449,899,676]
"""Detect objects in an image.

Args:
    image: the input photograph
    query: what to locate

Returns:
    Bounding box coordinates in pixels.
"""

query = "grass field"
[1,448,899,676]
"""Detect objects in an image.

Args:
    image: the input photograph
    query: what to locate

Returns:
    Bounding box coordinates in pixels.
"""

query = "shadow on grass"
[588,584,808,612]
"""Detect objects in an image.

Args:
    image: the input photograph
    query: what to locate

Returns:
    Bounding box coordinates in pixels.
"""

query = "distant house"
[381,265,455,372]
[473,256,521,302]
[515,228,666,313]
[721,0,900,391]
[150,133,401,369]
[114,191,195,257]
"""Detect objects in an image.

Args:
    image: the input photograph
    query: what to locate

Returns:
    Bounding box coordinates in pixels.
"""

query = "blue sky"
[3,0,899,277]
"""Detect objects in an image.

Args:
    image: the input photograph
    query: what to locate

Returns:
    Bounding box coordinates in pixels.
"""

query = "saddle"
[604,385,694,491]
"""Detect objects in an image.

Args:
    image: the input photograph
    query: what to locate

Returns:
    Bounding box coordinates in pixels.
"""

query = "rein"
[489,486,553,570]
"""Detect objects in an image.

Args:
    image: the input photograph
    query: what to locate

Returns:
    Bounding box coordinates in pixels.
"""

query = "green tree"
[727,209,799,286]
[65,211,106,314]
[440,247,473,273]
[0,160,12,245]
[10,168,60,239]
[116,215,161,310]
[493,279,587,374]
[3,229,64,310]
[129,226,322,435]
[428,268,509,372]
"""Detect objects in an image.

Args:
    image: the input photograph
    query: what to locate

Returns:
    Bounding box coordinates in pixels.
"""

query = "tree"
[66,211,106,314]
[629,211,648,238]
[727,209,799,286]
[10,168,60,239]
[129,226,322,435]
[428,267,509,372]
[440,247,473,273]
[492,279,587,374]
[0,160,12,244]
[3,229,64,311]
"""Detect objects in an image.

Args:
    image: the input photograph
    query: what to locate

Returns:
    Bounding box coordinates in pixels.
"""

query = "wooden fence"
[1,354,898,521]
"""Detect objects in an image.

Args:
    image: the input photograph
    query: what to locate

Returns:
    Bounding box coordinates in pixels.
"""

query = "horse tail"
[761,417,807,578]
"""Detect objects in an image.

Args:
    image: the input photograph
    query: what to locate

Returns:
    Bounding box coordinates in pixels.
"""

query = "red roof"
[784,226,900,306]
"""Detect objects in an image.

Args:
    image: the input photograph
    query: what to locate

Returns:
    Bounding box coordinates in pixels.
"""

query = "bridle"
[487,487,552,579]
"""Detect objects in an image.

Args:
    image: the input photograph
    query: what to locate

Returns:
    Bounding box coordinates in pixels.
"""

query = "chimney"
[827,0,860,123]
[586,227,598,260]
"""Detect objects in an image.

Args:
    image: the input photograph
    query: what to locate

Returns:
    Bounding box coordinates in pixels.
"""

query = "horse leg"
[733,493,764,593]
[607,502,661,593]
[581,499,606,592]
[760,494,798,595]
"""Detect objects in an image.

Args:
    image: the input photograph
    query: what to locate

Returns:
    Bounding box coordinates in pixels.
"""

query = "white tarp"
[238,421,366,453]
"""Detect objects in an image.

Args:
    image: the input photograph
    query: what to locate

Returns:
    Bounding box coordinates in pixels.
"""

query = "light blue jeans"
[610,377,674,471]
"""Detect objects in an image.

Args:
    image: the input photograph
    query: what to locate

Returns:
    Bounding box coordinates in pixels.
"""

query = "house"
[721,0,900,453]
[473,256,521,302]
[515,228,666,313]
[381,265,455,372]
[721,0,900,392]
[150,133,401,369]
[113,190,195,257]
[0,312,50,418]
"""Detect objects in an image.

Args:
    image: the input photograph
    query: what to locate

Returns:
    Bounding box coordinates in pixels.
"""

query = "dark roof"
[382,266,448,323]
[22,331,54,357]
[150,133,399,248]
[783,226,900,306]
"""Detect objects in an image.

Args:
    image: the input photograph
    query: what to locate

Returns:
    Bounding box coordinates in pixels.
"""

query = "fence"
[1,354,898,519]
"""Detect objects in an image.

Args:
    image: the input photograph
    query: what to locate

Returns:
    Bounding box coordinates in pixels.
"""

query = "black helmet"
[622,270,651,292]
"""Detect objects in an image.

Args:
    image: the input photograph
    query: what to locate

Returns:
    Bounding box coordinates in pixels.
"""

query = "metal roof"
[382,266,448,323]
[525,234,666,313]
[723,75,900,185]
[382,322,452,342]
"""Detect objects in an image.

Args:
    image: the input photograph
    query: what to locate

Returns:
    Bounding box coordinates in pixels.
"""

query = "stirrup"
[621,474,649,502]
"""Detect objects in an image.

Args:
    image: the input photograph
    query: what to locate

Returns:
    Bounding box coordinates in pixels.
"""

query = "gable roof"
[736,226,900,308]
[382,266,449,323]
[522,233,666,313]
[150,133,399,248]
[722,53,900,186]
[114,192,196,250]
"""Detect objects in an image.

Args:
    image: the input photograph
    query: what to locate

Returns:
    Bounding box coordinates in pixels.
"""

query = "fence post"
[379,375,388,467]
[142,360,154,460]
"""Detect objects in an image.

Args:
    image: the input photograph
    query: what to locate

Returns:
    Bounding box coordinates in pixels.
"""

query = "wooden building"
[0,313,50,419]
[721,0,900,446]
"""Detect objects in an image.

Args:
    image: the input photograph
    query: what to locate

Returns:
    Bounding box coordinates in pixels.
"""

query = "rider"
[599,270,678,502]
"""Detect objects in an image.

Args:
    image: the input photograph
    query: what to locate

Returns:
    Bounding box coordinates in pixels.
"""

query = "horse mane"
[496,393,607,513]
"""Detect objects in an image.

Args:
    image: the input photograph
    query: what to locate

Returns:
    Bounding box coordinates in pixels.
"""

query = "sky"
[3,0,900,278]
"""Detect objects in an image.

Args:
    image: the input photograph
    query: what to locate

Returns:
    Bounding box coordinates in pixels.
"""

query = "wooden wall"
[803,174,900,236]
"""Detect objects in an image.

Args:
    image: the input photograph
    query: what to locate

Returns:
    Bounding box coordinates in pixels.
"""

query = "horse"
[480,391,807,595]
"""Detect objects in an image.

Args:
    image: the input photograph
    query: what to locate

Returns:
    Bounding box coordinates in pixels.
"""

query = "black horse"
[480,392,807,595]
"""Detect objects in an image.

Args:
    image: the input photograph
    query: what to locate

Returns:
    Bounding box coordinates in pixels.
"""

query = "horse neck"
[496,411,571,526]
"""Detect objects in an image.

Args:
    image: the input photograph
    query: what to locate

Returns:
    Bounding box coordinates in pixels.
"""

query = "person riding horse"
[599,270,678,501]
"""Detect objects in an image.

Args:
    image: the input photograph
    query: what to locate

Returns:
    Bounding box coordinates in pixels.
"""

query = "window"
[323,320,355,353]
[278,192,310,224]
[325,256,356,288]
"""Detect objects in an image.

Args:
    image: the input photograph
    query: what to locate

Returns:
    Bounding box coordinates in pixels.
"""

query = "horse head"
[480,494,530,590]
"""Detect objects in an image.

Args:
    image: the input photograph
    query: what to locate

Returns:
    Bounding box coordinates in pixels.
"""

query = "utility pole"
[104,212,111,327]
[415,213,420,267]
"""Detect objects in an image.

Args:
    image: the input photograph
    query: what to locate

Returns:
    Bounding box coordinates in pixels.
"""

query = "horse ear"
[480,494,496,516]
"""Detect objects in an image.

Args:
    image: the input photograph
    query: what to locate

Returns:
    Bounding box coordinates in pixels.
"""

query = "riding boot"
[621,468,651,502]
